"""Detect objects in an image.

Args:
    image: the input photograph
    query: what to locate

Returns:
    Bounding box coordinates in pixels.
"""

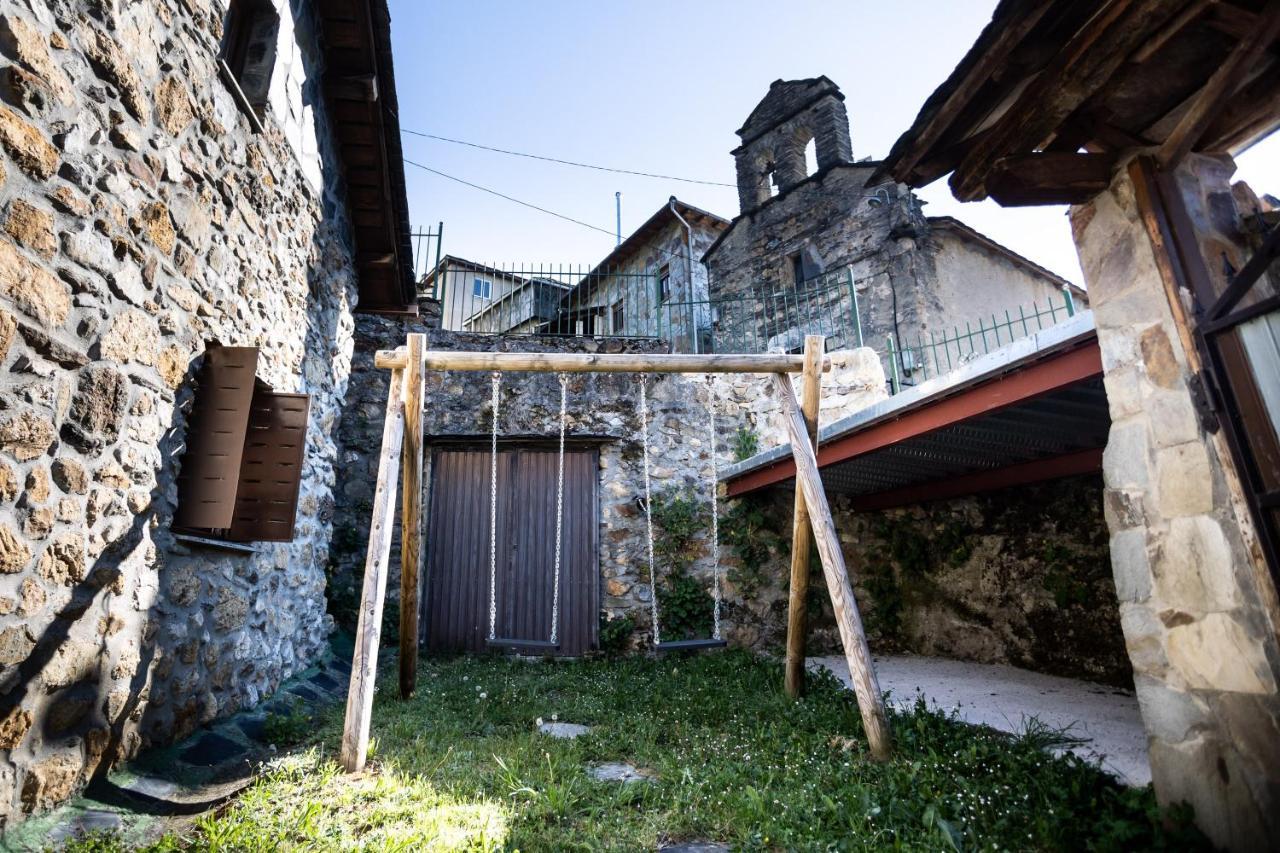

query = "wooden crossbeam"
[374,348,832,375]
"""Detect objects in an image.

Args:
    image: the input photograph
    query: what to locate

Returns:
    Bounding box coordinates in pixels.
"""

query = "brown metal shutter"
[227,390,311,542]
[173,347,259,530]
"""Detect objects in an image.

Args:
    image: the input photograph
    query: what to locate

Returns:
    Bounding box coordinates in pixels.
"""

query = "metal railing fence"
[661,266,862,354]
[882,286,1079,393]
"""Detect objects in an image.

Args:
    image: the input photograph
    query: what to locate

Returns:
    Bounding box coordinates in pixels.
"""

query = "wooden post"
[772,372,892,760]
[340,361,407,773]
[785,335,823,699]
[398,333,425,699]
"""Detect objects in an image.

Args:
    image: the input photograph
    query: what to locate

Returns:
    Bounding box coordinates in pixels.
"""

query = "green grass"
[64,652,1205,851]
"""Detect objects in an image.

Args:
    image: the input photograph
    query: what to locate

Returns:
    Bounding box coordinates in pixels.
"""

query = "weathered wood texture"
[1156,0,1280,169]
[773,372,892,760]
[785,336,823,699]
[986,152,1120,206]
[374,348,831,374]
[398,334,425,699]
[341,366,406,772]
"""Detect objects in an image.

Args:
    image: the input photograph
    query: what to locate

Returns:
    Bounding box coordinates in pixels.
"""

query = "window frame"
[658,265,671,303]
[473,277,493,300]
[611,299,625,334]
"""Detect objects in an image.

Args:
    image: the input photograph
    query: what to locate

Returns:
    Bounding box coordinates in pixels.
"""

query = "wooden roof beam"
[886,1,1054,182]
[950,0,1188,202]
[1157,0,1280,169]
[986,151,1121,205]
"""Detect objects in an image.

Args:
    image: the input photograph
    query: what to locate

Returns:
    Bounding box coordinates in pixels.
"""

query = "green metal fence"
[662,266,862,354]
[882,286,1078,394]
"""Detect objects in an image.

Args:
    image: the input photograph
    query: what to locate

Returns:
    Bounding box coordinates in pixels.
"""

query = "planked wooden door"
[423,446,599,656]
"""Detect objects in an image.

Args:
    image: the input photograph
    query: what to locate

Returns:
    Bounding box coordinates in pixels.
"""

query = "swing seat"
[486,638,560,652]
[654,638,727,652]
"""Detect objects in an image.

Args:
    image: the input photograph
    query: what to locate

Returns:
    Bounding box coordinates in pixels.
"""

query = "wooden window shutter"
[174,346,259,530]
[227,388,310,542]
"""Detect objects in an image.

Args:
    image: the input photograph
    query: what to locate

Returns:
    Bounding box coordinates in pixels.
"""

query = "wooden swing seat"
[654,638,727,652]
[486,638,559,652]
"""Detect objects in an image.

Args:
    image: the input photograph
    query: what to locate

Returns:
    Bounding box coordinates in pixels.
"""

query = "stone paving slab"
[810,653,1150,786]
[589,762,657,783]
[538,722,591,739]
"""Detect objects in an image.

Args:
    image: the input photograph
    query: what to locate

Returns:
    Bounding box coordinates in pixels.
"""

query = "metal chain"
[705,375,722,640]
[487,371,501,641]
[550,373,568,645]
[637,373,661,646]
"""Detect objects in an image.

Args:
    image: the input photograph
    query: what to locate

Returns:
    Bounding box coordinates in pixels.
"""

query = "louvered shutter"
[227,390,310,542]
[173,346,259,530]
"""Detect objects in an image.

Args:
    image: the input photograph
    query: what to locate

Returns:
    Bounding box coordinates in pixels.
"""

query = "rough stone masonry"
[0,0,360,824]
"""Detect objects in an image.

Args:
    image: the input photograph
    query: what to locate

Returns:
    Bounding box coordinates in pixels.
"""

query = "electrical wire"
[403,158,694,264]
[404,158,620,239]
[401,128,737,188]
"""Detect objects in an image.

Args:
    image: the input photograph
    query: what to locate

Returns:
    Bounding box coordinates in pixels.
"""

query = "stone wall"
[1071,155,1280,849]
[720,474,1130,686]
[0,0,357,824]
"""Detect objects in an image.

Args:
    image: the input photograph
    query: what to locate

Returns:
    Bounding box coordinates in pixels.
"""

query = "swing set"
[484,369,726,653]
[339,333,892,774]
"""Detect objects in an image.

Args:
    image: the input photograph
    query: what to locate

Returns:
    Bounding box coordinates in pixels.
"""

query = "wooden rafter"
[950,0,1188,201]
[1157,0,1280,168]
[887,1,1055,183]
[987,151,1121,206]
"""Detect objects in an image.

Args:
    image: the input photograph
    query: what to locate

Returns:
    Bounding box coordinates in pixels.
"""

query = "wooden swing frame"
[339,333,892,773]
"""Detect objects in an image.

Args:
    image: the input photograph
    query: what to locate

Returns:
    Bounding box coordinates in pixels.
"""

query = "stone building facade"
[1071,155,1280,848]
[557,199,728,353]
[704,78,1083,367]
[0,0,411,824]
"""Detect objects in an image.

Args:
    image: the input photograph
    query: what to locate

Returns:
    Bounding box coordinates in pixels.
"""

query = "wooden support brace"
[773,372,892,760]
[340,364,406,773]
[398,334,425,699]
[785,335,823,699]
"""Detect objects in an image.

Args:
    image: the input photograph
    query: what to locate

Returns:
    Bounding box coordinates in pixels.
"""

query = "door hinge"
[1188,370,1220,434]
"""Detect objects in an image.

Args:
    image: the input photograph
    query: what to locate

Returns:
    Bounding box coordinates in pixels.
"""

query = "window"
[791,253,806,288]
[219,0,280,131]
[473,278,492,299]
[658,265,671,302]
[611,300,625,333]
[174,345,310,543]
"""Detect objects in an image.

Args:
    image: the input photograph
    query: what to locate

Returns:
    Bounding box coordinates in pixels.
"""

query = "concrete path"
[810,654,1151,786]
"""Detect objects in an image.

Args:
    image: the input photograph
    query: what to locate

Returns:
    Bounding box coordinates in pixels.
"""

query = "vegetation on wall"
[598,612,636,656]
[649,488,717,640]
[721,494,786,596]
[732,426,760,461]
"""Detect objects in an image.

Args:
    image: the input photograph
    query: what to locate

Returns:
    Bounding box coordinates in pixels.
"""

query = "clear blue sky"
[389,0,1279,284]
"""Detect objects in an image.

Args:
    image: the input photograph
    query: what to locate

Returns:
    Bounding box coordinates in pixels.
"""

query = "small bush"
[598,612,635,656]
[657,571,714,640]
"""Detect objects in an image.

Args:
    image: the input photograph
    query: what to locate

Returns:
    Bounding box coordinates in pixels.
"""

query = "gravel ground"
[810,654,1150,786]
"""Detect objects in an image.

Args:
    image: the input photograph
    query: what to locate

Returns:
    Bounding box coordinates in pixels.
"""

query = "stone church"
[704,77,1083,368]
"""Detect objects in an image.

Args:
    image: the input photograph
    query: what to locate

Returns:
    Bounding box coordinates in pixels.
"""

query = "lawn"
[71,651,1203,851]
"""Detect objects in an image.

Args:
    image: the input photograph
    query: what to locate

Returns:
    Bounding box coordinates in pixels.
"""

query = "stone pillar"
[1070,157,1280,850]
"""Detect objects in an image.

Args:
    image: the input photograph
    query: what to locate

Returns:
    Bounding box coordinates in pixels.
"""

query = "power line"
[401,128,737,188]
[404,158,621,239]
[402,158,694,264]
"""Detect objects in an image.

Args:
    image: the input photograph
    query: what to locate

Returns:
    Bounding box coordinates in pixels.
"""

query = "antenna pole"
[615,191,622,245]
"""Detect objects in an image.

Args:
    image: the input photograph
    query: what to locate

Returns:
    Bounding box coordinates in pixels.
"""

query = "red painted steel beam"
[724,339,1103,497]
[846,448,1104,511]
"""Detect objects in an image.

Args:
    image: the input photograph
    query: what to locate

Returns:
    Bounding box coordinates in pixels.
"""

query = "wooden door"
[423,446,599,655]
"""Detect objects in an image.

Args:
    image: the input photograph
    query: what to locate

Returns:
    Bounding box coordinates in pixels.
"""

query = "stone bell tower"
[732,77,854,213]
